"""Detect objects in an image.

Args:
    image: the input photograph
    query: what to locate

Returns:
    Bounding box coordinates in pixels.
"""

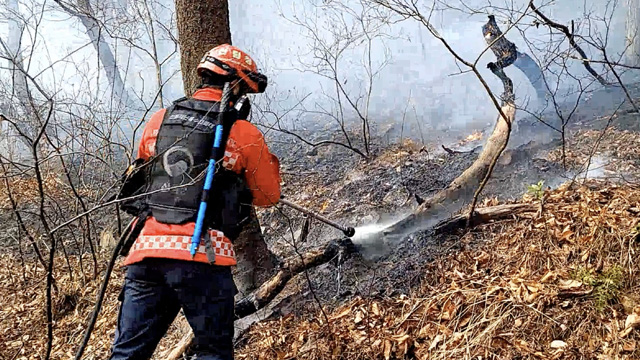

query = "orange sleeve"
[136,108,166,161]
[228,120,281,207]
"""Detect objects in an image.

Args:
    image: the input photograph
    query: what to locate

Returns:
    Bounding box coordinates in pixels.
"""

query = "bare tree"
[626,0,640,66]
[256,0,394,159]
[3,0,39,146]
[54,0,132,105]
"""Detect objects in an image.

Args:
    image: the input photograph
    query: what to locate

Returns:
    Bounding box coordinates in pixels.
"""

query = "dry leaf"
[514,339,532,352]
[619,296,638,314]
[559,280,583,290]
[623,341,636,353]
[392,334,410,345]
[429,335,444,351]
[540,271,556,283]
[441,300,456,320]
[581,251,590,262]
[458,313,472,328]
[371,302,380,316]
[330,307,351,321]
[383,339,392,360]
[446,332,464,349]
[354,311,364,324]
[624,313,640,330]
[491,337,510,350]
[475,251,490,265]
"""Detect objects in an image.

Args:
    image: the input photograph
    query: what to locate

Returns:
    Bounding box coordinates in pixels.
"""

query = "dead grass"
[236,180,640,359]
[0,251,191,360]
[0,252,124,359]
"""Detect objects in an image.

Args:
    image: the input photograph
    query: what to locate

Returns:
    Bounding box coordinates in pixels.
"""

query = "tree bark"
[626,0,640,66]
[3,0,37,148]
[232,208,277,297]
[175,0,231,96]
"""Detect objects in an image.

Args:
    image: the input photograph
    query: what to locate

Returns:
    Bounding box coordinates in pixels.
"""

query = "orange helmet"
[197,44,267,93]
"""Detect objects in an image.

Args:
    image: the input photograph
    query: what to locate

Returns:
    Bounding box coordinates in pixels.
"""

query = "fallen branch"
[433,203,537,234]
[369,2,519,238]
[384,93,516,236]
[465,66,514,228]
[441,144,474,155]
[166,238,357,360]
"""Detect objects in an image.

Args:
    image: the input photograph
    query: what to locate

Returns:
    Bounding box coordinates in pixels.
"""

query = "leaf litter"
[236,180,640,360]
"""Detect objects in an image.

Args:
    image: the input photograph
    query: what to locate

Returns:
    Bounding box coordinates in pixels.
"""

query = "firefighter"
[109,44,281,360]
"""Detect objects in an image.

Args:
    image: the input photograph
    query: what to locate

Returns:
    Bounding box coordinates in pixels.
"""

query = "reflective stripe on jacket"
[123,87,281,267]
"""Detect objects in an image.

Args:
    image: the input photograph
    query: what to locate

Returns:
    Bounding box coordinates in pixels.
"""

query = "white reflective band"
[133,232,236,258]
[223,151,238,170]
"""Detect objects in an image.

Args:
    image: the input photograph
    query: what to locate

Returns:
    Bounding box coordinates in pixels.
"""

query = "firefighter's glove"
[117,158,148,216]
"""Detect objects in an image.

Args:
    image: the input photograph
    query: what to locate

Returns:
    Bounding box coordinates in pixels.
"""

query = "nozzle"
[344,227,356,237]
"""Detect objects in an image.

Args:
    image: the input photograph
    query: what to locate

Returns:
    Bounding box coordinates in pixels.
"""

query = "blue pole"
[190,82,231,257]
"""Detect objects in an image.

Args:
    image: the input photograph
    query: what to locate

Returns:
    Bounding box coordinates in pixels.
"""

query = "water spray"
[279,196,356,237]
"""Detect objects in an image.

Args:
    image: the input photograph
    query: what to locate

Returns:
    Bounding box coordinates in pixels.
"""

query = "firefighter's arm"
[116,109,166,212]
[231,120,281,207]
[136,108,166,161]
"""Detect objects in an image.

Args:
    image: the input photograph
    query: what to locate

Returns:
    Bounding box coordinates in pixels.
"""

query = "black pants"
[109,258,236,360]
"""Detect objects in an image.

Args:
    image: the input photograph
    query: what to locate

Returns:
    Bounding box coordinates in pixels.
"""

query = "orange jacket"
[123,88,281,267]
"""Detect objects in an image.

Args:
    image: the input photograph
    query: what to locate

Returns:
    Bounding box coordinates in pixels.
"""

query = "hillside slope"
[237,181,640,359]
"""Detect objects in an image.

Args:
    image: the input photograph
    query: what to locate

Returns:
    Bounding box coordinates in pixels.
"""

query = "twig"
[529,1,608,86]
[441,144,474,155]
[602,52,640,113]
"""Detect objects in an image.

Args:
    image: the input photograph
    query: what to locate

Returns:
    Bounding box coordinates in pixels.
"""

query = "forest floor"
[1,86,639,359]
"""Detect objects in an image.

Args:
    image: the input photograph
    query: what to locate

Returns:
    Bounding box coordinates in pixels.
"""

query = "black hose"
[279,197,355,237]
[74,218,134,360]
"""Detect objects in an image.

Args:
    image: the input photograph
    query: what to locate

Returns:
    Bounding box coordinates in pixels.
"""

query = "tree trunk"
[174,0,275,297]
[4,0,38,151]
[232,208,277,297]
[175,0,231,96]
[626,0,640,66]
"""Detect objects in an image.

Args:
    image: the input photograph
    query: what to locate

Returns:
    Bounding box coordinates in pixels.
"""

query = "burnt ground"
[249,84,640,327]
